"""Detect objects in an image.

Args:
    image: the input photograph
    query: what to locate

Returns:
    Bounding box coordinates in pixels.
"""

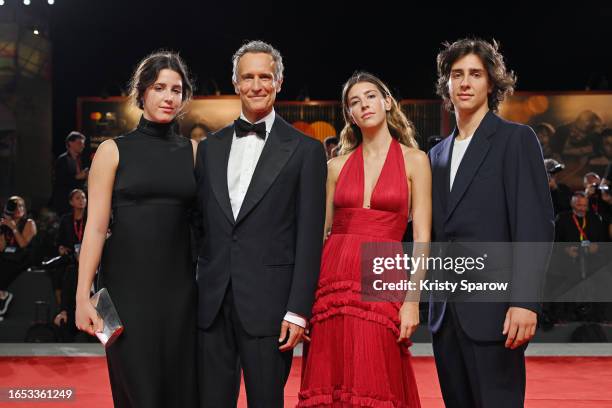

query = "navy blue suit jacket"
[428,111,554,341]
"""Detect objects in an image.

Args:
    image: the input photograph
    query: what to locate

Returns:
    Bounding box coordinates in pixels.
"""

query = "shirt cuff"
[283,311,307,328]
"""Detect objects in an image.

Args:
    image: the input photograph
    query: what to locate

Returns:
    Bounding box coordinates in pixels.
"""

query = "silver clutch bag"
[90,288,124,347]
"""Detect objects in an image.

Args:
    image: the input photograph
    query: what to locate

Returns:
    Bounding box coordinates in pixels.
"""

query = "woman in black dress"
[75,51,199,407]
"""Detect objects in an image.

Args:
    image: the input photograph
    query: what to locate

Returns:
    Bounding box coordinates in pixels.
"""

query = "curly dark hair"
[435,38,516,112]
[128,50,194,110]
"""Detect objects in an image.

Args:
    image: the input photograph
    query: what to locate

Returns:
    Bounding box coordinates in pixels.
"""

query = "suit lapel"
[207,126,235,225]
[445,111,498,222]
[433,131,454,215]
[234,116,299,225]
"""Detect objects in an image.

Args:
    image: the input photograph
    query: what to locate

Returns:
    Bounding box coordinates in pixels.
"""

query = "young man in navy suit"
[428,38,554,407]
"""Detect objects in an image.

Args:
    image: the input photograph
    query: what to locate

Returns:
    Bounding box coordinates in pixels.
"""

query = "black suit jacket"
[195,115,327,336]
[428,111,555,341]
[51,152,87,216]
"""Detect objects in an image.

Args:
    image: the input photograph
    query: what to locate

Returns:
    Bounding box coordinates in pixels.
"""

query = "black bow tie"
[234,118,267,139]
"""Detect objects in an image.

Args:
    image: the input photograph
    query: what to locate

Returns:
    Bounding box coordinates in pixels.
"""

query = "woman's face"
[142,69,183,123]
[70,192,87,210]
[12,199,25,220]
[346,81,390,131]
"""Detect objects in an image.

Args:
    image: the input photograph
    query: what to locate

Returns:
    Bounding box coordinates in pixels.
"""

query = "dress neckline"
[137,116,174,138]
[359,138,395,209]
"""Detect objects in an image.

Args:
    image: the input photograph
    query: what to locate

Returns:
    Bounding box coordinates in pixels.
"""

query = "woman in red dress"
[299,72,431,407]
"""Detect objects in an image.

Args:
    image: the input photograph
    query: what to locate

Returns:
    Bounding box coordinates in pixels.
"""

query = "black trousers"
[0,256,26,291]
[198,284,293,408]
[432,303,527,408]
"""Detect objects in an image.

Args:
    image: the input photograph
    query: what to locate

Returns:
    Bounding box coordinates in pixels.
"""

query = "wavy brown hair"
[436,38,516,112]
[339,72,417,154]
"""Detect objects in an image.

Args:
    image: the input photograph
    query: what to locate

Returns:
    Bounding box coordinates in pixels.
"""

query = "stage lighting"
[33,29,39,35]
[48,0,55,4]
[24,0,31,5]
[0,0,4,6]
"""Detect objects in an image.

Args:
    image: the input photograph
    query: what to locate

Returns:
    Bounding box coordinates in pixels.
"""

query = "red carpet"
[1,356,611,407]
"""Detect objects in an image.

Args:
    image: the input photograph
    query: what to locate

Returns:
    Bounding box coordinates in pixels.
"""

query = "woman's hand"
[398,301,419,342]
[75,299,103,336]
[0,217,16,231]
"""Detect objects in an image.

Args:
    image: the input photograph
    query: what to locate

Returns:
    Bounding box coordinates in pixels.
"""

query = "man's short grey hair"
[232,40,284,84]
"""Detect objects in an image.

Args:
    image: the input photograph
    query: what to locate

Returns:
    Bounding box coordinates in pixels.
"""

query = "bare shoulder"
[92,139,119,169]
[96,138,119,157]
[400,145,429,169]
[327,152,352,180]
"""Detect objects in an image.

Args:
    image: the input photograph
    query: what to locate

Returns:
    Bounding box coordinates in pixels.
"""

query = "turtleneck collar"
[137,116,175,138]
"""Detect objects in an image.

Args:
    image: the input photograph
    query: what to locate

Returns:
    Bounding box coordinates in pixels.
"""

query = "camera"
[3,199,17,218]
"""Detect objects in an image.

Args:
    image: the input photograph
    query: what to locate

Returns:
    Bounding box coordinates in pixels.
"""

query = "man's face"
[234,52,281,123]
[572,196,588,217]
[68,138,85,154]
[448,53,491,115]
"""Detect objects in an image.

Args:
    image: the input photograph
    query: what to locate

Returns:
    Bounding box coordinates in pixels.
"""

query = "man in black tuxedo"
[428,38,554,407]
[195,40,327,407]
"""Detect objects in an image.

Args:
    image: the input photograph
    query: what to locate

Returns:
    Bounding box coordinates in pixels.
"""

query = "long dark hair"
[128,51,194,111]
[339,71,417,154]
[436,38,516,112]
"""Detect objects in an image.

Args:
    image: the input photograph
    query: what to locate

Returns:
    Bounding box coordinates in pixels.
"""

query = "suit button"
[232,235,238,241]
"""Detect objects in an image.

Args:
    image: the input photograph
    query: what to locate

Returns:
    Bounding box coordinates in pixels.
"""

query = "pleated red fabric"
[299,139,421,407]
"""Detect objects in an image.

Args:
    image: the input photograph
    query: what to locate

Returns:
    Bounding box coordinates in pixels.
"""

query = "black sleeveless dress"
[100,116,198,407]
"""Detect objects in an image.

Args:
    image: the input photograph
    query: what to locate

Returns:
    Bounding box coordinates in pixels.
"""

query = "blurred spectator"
[548,111,601,189]
[549,192,608,322]
[51,189,87,304]
[583,172,606,216]
[324,136,339,160]
[534,122,556,158]
[189,123,210,143]
[556,193,606,249]
[550,110,600,161]
[51,132,89,216]
[588,128,612,177]
[545,158,572,215]
[0,196,37,319]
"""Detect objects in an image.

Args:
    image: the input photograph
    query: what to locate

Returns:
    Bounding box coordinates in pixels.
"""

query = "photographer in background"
[0,196,37,319]
[50,132,89,216]
[545,158,572,215]
[50,189,87,310]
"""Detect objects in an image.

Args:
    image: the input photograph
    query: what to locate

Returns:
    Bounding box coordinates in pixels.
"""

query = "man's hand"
[503,306,537,349]
[75,168,89,180]
[278,320,307,352]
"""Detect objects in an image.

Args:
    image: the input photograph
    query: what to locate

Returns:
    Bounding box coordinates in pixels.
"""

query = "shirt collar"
[239,109,275,135]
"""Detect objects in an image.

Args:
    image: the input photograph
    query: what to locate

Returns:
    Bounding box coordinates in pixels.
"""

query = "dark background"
[20,2,611,155]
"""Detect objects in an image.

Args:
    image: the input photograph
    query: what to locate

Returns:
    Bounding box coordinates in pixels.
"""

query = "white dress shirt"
[227,109,307,329]
[450,134,473,190]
